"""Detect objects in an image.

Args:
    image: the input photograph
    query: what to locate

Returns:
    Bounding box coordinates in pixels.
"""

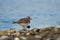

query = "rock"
[14,37,20,40]
[0,35,9,40]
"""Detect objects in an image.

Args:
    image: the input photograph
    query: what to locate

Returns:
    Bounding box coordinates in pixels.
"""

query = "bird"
[13,16,31,30]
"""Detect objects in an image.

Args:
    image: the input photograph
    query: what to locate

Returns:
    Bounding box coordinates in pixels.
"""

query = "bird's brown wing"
[18,18,30,23]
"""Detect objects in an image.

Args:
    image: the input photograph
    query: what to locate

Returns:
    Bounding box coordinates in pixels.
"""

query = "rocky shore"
[0,26,60,40]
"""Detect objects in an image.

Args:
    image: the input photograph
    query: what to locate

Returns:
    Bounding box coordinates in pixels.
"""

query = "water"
[0,0,60,30]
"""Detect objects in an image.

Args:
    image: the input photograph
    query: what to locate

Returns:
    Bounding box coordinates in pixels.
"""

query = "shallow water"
[0,0,60,30]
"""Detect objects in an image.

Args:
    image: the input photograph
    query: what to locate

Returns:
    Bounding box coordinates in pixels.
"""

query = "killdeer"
[13,16,31,30]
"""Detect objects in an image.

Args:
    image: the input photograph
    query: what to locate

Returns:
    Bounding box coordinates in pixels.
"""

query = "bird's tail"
[13,21,17,24]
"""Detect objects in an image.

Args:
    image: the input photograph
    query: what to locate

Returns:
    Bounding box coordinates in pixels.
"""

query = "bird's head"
[26,16,32,20]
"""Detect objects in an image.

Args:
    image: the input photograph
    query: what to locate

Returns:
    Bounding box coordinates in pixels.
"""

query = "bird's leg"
[22,25,26,30]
